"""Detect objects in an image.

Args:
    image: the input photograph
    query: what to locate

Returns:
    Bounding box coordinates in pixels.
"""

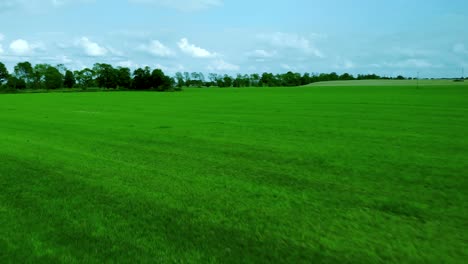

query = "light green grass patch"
[307,79,465,87]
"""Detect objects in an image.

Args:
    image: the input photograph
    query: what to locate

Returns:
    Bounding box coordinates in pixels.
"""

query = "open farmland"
[1,82,467,262]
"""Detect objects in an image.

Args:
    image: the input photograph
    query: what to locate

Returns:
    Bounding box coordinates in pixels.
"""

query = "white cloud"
[9,39,44,55]
[58,55,72,64]
[207,59,240,72]
[281,64,291,70]
[259,32,324,58]
[0,33,4,42]
[129,0,222,11]
[247,49,276,59]
[117,60,139,68]
[453,43,468,54]
[177,38,217,58]
[138,40,175,57]
[107,46,124,56]
[10,39,30,55]
[77,37,108,56]
[153,63,185,73]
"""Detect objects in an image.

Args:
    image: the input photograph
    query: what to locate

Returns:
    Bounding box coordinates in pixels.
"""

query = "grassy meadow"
[0,81,467,262]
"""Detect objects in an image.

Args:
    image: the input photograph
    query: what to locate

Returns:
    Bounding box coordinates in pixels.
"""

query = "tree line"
[175,72,410,88]
[0,61,411,91]
[0,61,175,92]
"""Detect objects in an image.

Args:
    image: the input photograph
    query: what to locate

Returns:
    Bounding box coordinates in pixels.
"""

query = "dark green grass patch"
[1,84,467,262]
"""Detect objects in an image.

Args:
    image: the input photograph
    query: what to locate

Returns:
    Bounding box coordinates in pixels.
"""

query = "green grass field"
[308,79,466,86]
[1,81,467,263]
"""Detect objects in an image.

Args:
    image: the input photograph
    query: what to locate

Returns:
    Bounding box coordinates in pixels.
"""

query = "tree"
[301,73,311,85]
[175,72,185,88]
[250,73,260,87]
[64,70,76,88]
[56,64,67,75]
[222,74,233,87]
[233,74,240,87]
[260,72,276,86]
[132,67,151,90]
[151,69,166,90]
[14,61,34,87]
[329,72,339,81]
[282,71,301,86]
[191,72,200,87]
[93,63,117,89]
[339,73,354,81]
[208,73,218,87]
[0,62,9,84]
[151,69,172,91]
[7,76,26,90]
[44,65,63,89]
[116,67,131,89]
[199,72,206,86]
[183,72,191,86]
[32,64,50,89]
[74,68,95,89]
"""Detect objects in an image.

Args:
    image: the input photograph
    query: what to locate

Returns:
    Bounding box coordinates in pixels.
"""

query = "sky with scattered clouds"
[0,0,467,77]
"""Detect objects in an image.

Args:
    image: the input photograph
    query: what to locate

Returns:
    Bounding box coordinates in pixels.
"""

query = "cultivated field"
[0,81,467,262]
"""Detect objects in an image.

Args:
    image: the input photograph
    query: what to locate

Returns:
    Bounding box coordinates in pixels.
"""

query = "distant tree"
[191,72,201,87]
[215,75,224,87]
[233,74,242,87]
[32,64,50,89]
[175,72,185,88]
[260,72,277,87]
[188,72,206,87]
[250,73,260,87]
[396,75,405,80]
[199,72,206,86]
[44,65,63,89]
[132,67,151,90]
[74,68,95,89]
[93,63,117,89]
[329,72,339,81]
[282,71,301,86]
[222,74,233,87]
[116,67,131,89]
[0,62,9,84]
[357,73,380,80]
[183,72,191,86]
[301,73,311,85]
[64,70,76,88]
[151,68,171,91]
[7,76,26,90]
[339,73,354,81]
[56,64,67,75]
[14,61,34,87]
[207,73,218,87]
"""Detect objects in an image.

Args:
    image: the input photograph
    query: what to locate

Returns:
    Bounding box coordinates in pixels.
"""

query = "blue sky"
[0,0,467,77]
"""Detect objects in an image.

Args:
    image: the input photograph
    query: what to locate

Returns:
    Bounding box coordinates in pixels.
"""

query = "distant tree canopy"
[0,61,177,92]
[173,71,410,88]
[0,62,9,84]
[64,70,76,88]
[0,60,413,92]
